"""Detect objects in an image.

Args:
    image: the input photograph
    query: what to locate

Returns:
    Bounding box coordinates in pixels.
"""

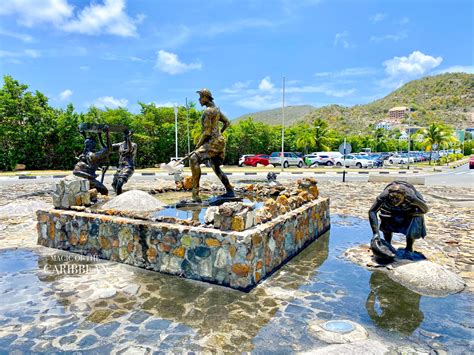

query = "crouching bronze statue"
[369,181,429,260]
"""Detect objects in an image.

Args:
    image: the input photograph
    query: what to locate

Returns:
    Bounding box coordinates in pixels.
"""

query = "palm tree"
[373,128,388,152]
[295,124,315,154]
[313,118,331,151]
[416,123,453,165]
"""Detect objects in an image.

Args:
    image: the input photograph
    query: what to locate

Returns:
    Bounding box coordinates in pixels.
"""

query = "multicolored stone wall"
[36,197,330,291]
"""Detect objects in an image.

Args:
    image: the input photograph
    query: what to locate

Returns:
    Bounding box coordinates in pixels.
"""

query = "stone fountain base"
[36,196,330,291]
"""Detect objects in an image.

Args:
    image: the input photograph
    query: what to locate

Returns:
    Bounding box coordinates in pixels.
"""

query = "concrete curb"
[2,170,430,181]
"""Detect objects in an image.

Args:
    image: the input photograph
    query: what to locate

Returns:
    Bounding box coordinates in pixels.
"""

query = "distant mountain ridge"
[233,73,474,131]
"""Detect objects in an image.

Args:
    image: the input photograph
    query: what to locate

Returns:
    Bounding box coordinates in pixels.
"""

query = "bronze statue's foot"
[220,190,236,198]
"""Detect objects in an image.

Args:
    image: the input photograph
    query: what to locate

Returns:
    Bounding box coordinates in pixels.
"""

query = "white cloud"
[370,13,386,23]
[383,51,443,77]
[286,85,355,97]
[93,96,128,108]
[62,0,141,37]
[259,76,275,91]
[152,101,175,108]
[236,95,281,110]
[0,28,34,42]
[435,65,474,74]
[59,89,73,100]
[334,31,353,49]
[370,30,407,42]
[0,0,73,27]
[0,49,40,58]
[222,81,252,94]
[155,50,201,75]
[315,67,377,78]
[205,18,276,37]
[79,65,90,71]
[0,0,142,37]
[399,16,410,25]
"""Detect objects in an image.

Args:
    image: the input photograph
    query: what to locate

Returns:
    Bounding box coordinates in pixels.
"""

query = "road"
[424,163,474,187]
[1,164,472,188]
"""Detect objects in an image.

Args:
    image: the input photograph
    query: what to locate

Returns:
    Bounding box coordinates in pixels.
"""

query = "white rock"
[204,206,219,224]
[123,284,140,296]
[388,260,465,297]
[102,190,166,213]
[91,287,117,300]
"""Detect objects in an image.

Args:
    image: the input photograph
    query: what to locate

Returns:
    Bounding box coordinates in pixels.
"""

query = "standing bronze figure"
[112,130,137,195]
[190,89,236,202]
[369,181,429,259]
[73,126,111,195]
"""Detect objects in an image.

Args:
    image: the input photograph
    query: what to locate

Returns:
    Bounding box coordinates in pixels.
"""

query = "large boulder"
[102,190,166,213]
[388,260,465,297]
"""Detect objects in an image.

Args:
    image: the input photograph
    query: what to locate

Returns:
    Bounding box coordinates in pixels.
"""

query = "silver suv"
[269,152,304,168]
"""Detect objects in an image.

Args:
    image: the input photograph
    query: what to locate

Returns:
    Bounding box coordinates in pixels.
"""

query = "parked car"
[388,154,414,165]
[335,154,374,168]
[238,154,254,167]
[243,154,270,167]
[305,153,335,166]
[470,156,474,169]
[269,152,304,168]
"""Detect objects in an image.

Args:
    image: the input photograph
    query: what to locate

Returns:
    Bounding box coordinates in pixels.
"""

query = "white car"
[388,154,415,164]
[269,152,304,168]
[335,154,374,168]
[238,155,254,167]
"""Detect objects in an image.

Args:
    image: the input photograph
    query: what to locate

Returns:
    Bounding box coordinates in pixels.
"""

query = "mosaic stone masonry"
[36,197,330,291]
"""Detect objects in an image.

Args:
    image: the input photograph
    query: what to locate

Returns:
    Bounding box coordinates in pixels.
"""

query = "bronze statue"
[73,126,111,195]
[112,130,137,195]
[369,181,429,258]
[190,89,235,203]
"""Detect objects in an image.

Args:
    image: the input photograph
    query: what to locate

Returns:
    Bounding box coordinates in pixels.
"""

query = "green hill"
[233,73,474,132]
[234,105,316,126]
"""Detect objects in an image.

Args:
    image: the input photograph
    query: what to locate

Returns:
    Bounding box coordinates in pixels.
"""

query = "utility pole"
[173,104,178,159]
[185,98,190,155]
[281,76,286,172]
[407,113,411,170]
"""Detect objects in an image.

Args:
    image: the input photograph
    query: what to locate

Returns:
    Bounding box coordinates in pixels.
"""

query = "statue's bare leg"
[190,154,202,202]
[211,157,234,197]
[406,237,414,252]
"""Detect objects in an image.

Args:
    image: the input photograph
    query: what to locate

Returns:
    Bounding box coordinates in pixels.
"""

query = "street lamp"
[280,76,286,172]
[173,104,178,159]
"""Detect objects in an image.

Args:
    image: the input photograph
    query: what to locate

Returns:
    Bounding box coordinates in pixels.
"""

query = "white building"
[375,121,392,130]
[399,132,408,141]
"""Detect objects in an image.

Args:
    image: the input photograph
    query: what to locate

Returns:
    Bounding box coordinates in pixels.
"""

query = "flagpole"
[281,76,286,172]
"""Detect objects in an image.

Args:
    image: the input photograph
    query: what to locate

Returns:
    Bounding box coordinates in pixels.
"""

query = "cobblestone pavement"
[0,178,472,353]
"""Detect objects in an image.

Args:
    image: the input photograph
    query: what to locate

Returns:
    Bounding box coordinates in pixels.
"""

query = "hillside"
[234,105,316,126]
[233,73,474,132]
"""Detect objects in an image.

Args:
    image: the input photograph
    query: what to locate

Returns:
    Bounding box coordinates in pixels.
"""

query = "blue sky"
[0,0,473,118]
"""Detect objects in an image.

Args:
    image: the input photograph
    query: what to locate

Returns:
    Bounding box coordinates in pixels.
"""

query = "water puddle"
[0,215,472,353]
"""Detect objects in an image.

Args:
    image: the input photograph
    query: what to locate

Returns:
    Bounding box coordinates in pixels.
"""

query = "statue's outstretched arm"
[369,198,383,237]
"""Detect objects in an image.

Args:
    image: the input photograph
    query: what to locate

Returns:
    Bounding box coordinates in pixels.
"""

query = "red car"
[244,154,270,167]
[469,155,474,169]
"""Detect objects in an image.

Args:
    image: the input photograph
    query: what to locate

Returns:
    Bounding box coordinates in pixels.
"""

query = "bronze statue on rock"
[369,181,429,260]
[189,89,239,205]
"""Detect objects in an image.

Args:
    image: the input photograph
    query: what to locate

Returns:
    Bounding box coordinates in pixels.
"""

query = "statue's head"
[196,88,213,106]
[84,136,96,152]
[387,184,406,206]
